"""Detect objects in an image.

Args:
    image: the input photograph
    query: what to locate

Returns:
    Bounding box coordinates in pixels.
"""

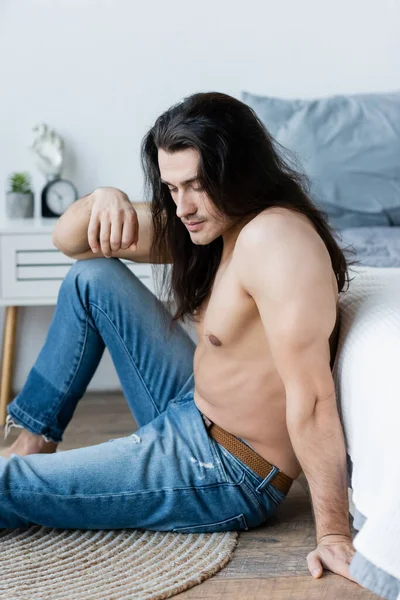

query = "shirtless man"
[1,92,355,582]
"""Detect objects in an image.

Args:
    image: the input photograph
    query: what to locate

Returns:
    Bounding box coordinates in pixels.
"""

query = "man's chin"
[190,232,215,245]
[188,225,221,246]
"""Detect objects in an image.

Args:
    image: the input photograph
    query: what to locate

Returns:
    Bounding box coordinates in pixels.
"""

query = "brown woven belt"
[201,414,293,495]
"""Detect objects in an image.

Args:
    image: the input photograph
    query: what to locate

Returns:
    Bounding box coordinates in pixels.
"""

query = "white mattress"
[333,266,400,585]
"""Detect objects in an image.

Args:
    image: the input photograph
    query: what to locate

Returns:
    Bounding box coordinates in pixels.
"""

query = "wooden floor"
[0,392,378,600]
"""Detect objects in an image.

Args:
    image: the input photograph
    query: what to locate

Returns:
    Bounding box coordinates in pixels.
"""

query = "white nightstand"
[0,217,154,426]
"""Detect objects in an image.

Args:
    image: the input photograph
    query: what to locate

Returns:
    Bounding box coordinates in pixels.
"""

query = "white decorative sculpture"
[30,123,65,180]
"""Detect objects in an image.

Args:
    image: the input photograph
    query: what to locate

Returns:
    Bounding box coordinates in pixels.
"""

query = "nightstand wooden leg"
[0,306,19,427]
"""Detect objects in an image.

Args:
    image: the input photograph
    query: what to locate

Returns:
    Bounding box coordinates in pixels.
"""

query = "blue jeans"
[1,258,286,531]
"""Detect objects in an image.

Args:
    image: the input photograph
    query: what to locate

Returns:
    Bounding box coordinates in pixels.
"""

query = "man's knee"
[63,257,132,288]
[60,257,143,304]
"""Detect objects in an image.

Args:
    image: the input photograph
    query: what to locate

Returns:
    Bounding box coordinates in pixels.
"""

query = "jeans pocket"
[172,513,249,534]
[209,440,246,485]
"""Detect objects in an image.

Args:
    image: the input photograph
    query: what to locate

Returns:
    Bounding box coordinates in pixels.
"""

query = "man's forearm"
[52,192,94,255]
[288,399,350,542]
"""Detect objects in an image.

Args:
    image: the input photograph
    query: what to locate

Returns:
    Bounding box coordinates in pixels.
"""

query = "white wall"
[0,0,398,393]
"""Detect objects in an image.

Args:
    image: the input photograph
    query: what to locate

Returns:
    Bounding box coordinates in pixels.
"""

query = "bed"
[338,227,400,269]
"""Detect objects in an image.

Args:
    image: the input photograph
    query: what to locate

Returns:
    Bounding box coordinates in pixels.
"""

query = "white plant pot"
[6,192,34,218]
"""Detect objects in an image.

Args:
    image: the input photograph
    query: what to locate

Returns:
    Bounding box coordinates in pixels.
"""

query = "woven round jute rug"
[0,525,239,599]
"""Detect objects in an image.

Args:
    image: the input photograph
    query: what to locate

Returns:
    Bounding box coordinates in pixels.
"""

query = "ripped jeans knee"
[4,415,59,444]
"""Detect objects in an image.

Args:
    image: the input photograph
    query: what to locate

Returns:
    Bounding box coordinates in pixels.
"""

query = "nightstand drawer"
[0,234,155,301]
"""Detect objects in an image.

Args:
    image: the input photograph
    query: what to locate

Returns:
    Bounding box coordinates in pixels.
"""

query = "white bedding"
[333,266,400,591]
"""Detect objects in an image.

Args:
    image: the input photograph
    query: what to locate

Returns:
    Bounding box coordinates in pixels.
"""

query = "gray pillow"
[241,90,400,229]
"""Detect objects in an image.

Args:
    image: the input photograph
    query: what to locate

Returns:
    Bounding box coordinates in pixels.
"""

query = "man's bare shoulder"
[234,207,335,295]
[238,207,322,251]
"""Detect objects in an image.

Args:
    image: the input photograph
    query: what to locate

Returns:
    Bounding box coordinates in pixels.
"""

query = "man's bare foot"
[0,428,58,459]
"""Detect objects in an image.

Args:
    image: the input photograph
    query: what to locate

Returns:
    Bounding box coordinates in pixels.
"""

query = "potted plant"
[6,172,34,218]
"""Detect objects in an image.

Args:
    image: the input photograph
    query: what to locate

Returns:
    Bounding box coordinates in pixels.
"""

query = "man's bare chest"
[192,258,340,365]
[193,260,265,351]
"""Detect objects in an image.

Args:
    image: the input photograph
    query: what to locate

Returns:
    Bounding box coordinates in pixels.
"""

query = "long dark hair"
[141,91,354,329]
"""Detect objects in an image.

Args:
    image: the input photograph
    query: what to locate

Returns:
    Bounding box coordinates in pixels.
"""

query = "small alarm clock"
[41,178,78,217]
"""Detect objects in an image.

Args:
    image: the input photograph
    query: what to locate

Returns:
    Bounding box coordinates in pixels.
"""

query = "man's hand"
[88,187,139,258]
[307,534,356,581]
